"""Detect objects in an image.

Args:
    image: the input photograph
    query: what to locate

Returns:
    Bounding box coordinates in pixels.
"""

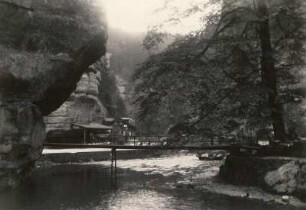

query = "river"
[0,153,302,210]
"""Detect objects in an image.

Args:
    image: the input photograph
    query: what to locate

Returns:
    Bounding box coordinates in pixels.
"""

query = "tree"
[133,0,305,142]
[256,0,286,141]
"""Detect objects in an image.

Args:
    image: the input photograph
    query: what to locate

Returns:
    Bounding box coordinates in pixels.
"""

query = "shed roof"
[72,123,112,130]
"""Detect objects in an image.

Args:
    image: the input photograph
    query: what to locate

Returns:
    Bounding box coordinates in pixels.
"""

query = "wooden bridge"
[44,143,236,150]
[44,137,260,180]
[45,122,261,183]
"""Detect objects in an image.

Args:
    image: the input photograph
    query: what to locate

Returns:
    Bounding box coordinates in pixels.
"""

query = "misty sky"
[100,0,213,34]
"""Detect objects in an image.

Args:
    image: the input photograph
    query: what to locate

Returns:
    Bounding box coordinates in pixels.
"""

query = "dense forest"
[133,0,306,142]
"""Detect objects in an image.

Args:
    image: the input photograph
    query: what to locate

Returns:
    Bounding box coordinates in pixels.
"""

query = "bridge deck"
[44,143,259,151]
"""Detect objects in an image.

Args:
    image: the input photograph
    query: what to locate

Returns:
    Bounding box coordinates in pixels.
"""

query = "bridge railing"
[92,135,238,147]
[94,135,171,146]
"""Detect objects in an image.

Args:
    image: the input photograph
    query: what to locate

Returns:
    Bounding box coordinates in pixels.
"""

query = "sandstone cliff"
[0,0,107,189]
[44,59,107,143]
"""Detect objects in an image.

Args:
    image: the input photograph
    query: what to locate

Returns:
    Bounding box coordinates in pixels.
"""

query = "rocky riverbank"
[93,152,306,209]
[219,155,306,202]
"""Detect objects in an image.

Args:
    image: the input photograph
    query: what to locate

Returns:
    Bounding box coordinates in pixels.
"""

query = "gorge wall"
[44,57,108,143]
[0,0,107,189]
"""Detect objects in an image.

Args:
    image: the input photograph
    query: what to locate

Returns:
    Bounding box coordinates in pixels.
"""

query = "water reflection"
[0,163,302,210]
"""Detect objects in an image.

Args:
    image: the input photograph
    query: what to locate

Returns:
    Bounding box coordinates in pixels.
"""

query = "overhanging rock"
[0,0,107,189]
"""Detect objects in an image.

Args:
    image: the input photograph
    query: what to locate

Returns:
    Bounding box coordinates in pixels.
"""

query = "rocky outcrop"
[219,155,306,200]
[264,161,300,194]
[0,0,107,189]
[45,66,105,131]
[44,63,106,143]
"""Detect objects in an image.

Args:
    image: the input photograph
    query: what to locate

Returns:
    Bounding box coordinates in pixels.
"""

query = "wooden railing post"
[111,148,117,177]
[110,147,117,188]
[83,129,86,144]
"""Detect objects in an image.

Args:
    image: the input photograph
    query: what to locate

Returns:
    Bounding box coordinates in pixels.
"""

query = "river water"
[0,154,302,210]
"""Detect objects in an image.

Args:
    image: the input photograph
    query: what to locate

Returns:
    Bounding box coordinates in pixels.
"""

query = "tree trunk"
[256,0,287,141]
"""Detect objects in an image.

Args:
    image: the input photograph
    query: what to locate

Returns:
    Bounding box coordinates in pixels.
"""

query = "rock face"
[219,156,306,200]
[0,0,107,189]
[0,103,45,188]
[264,161,300,194]
[44,63,106,143]
[45,67,105,131]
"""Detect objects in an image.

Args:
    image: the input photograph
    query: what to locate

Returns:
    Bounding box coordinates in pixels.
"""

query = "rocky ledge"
[0,0,107,189]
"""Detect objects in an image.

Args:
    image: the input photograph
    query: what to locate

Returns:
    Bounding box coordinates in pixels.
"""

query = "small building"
[71,122,113,144]
[103,117,136,137]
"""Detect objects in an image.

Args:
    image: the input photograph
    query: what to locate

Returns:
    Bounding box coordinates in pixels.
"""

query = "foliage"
[142,26,168,52]
[133,0,305,140]
[96,58,128,118]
